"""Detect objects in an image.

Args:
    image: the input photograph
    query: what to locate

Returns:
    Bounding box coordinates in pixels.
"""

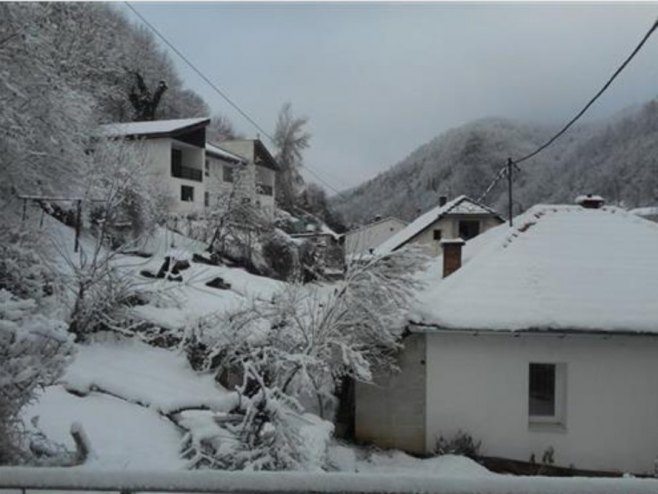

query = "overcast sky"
[122,2,658,192]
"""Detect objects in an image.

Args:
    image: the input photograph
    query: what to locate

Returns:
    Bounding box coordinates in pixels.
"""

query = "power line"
[123,2,347,196]
[515,17,658,166]
[478,17,658,205]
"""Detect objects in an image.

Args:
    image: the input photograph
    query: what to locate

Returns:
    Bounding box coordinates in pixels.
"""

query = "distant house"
[375,196,504,256]
[355,199,658,474]
[345,217,407,256]
[99,119,279,215]
[219,139,279,212]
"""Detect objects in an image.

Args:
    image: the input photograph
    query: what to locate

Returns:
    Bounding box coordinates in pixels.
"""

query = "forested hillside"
[332,100,658,225]
[1,3,216,199]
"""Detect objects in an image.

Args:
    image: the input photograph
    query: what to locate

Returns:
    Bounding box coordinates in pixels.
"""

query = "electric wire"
[477,17,658,203]
[124,1,347,196]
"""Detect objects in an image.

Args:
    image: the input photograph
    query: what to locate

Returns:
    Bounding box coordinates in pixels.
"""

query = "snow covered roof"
[412,205,658,334]
[100,117,210,138]
[205,142,246,164]
[346,216,408,236]
[375,196,504,255]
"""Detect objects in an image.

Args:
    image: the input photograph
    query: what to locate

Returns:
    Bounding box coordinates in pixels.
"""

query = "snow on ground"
[329,443,495,477]
[61,336,236,413]
[22,336,238,470]
[130,257,284,330]
[23,387,186,470]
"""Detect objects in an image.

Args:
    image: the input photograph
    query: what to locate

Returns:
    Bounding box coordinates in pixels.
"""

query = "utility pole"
[507,158,513,227]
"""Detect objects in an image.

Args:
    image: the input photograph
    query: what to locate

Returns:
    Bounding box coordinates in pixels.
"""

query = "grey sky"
[123,2,658,192]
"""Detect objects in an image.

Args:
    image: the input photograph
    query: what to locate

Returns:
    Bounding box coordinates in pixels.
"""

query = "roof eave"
[408,322,658,337]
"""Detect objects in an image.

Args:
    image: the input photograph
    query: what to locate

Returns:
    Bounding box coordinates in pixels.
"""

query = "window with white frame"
[528,363,566,425]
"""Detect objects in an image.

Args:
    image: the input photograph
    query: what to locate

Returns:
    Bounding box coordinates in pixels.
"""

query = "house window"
[529,363,566,425]
[458,220,480,240]
[223,165,234,183]
[433,229,442,241]
[181,185,194,202]
[204,159,209,177]
[204,191,209,207]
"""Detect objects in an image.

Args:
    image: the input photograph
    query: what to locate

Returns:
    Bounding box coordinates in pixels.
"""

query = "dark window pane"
[433,229,442,240]
[223,166,234,183]
[172,149,182,167]
[458,220,480,240]
[181,185,194,202]
[529,363,555,416]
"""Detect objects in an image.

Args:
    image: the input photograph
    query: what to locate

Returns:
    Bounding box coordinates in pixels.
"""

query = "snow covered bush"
[181,246,428,470]
[434,430,482,459]
[0,289,75,464]
[179,363,332,471]
[0,221,55,302]
[261,230,300,281]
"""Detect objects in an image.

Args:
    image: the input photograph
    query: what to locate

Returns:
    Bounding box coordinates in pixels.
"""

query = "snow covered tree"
[177,246,427,470]
[207,166,272,271]
[273,103,310,211]
[0,289,74,465]
[207,113,240,142]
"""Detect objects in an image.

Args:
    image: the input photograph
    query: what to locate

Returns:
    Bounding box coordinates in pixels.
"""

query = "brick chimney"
[439,195,448,207]
[575,194,605,209]
[441,238,465,278]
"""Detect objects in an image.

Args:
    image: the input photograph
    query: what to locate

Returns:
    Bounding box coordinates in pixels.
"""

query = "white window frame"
[528,362,567,427]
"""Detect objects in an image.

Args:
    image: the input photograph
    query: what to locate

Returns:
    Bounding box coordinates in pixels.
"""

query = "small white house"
[356,202,658,474]
[345,217,407,256]
[375,195,504,256]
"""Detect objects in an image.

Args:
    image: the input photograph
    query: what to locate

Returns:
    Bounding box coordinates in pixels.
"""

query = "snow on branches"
[0,289,75,464]
[176,246,428,470]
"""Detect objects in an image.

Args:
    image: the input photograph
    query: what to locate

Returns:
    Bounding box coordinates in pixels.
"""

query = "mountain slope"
[333,100,658,225]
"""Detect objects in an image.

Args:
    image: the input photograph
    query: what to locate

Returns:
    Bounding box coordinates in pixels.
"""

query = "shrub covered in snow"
[0,289,75,464]
[178,246,428,470]
[434,430,482,460]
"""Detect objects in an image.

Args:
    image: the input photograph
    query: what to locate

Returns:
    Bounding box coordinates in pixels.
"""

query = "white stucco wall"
[424,332,658,474]
[354,333,427,453]
[409,214,501,256]
[346,218,407,255]
[141,137,206,214]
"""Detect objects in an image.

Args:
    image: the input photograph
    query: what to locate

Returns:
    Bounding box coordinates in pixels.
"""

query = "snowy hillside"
[333,99,658,225]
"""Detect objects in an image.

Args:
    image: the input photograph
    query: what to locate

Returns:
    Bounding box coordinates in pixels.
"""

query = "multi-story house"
[100,118,279,215]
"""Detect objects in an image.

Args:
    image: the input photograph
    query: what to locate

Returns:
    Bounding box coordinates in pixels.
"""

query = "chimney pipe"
[441,238,465,278]
[439,195,448,207]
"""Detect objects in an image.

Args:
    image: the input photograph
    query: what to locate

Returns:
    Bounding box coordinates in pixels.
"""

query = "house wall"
[346,218,407,255]
[205,155,237,209]
[424,332,658,474]
[354,333,426,453]
[141,137,206,214]
[256,165,275,210]
[409,214,501,256]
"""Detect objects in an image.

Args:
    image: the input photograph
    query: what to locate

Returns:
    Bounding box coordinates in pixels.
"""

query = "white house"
[356,201,658,474]
[345,217,407,256]
[99,119,279,215]
[219,139,278,212]
[375,196,504,256]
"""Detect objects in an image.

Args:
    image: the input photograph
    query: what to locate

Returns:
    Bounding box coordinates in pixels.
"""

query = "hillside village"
[3,3,658,494]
